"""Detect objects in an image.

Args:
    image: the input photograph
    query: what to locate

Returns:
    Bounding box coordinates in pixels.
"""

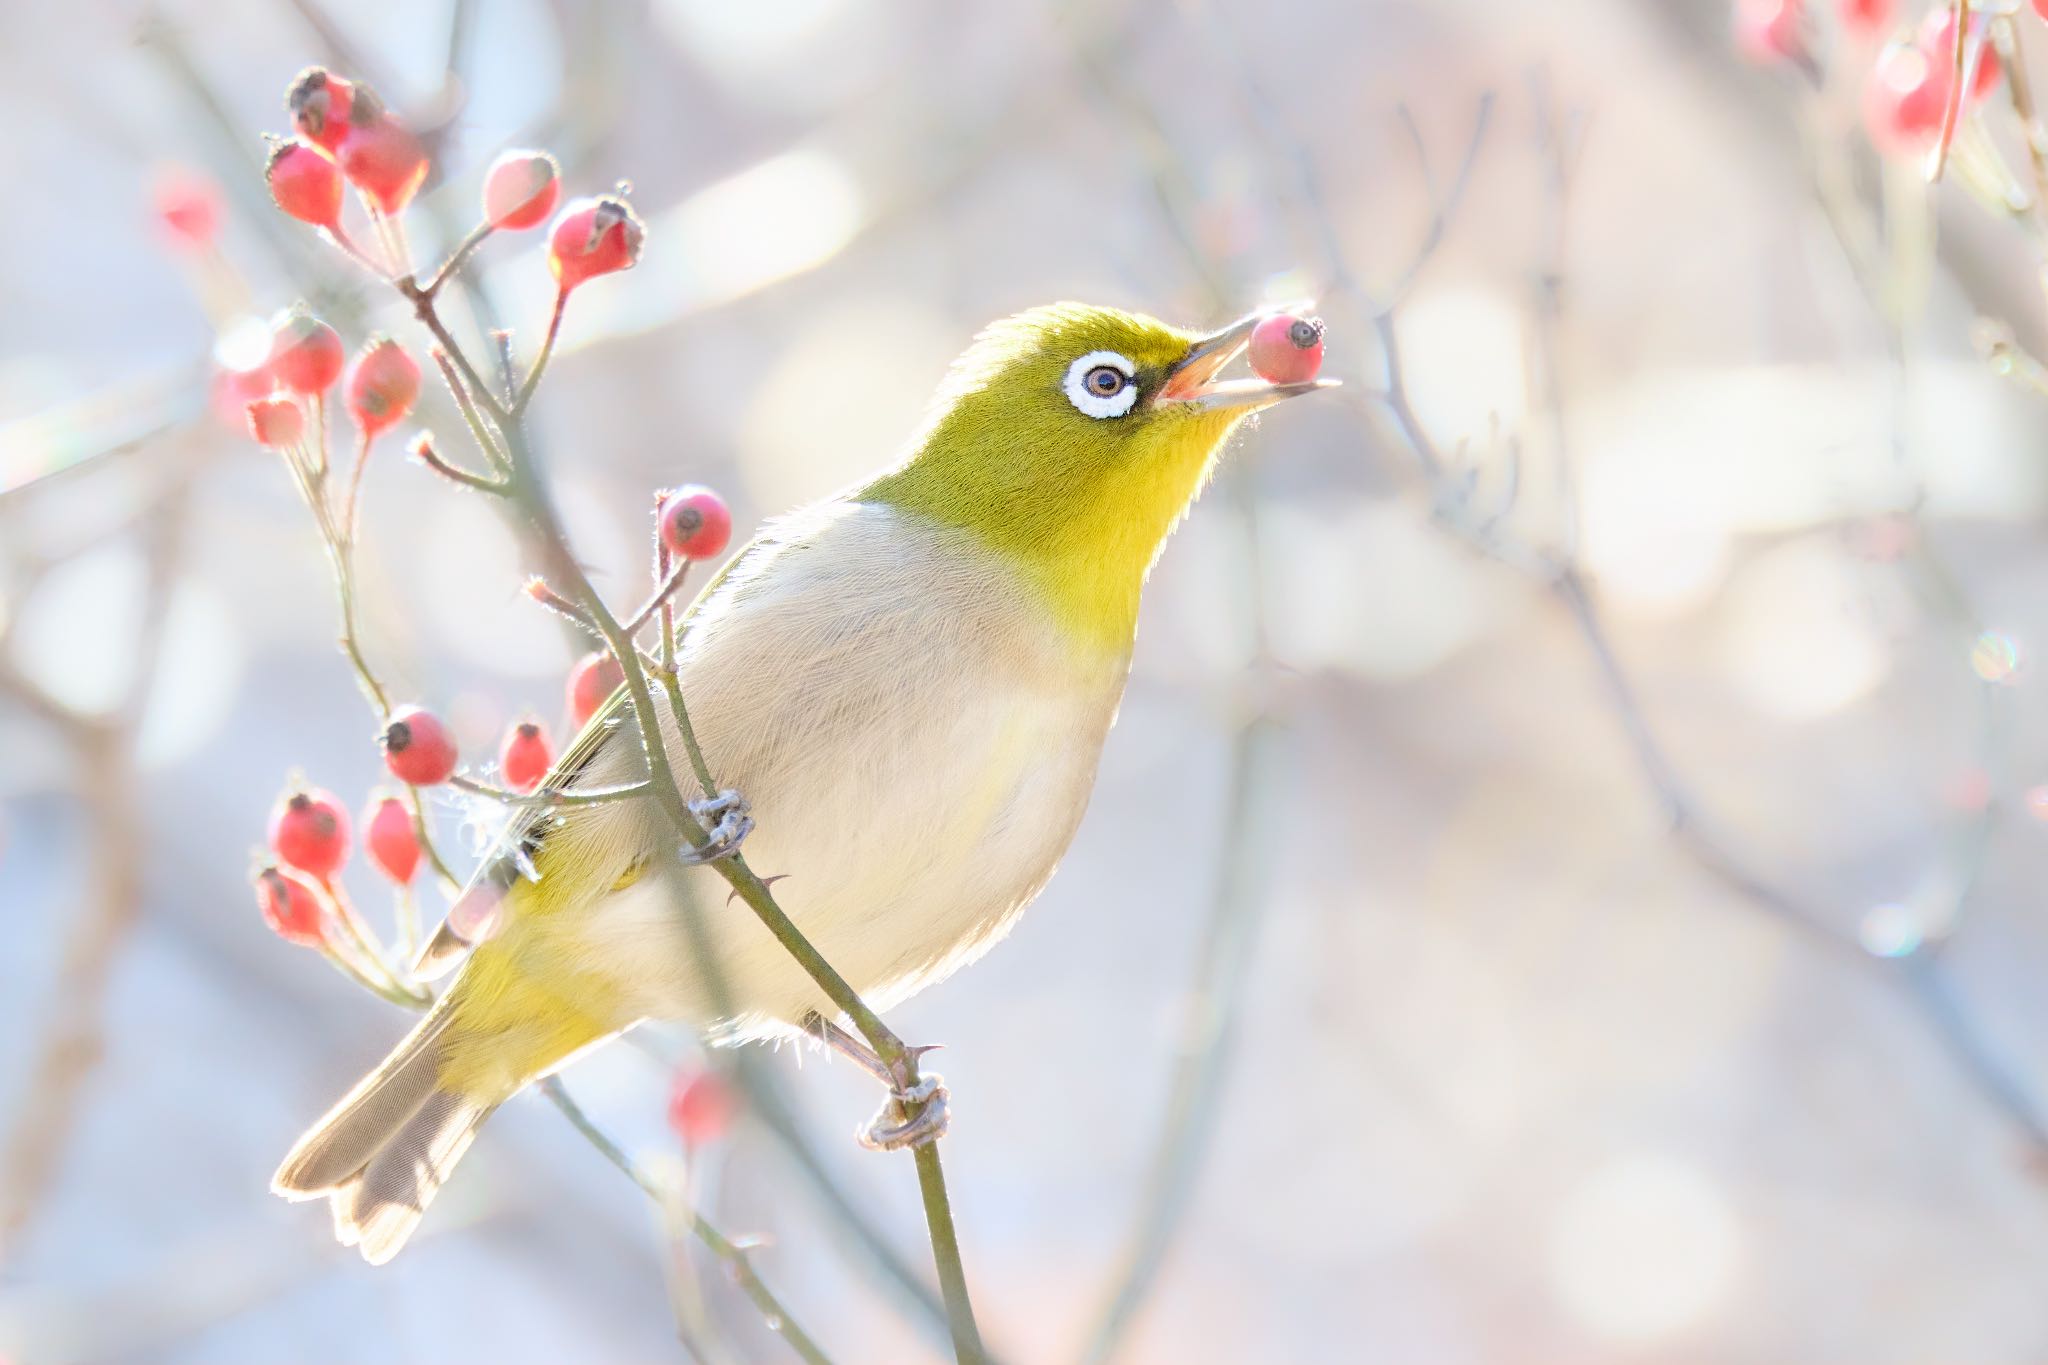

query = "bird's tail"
[271,987,530,1265]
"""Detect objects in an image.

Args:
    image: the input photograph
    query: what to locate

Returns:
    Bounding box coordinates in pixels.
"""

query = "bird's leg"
[805,1015,950,1151]
[679,789,752,865]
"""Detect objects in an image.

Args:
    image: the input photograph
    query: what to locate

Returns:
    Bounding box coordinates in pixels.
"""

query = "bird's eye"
[1063,350,1140,419]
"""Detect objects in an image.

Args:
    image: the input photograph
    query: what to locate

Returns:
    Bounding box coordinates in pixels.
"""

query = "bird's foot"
[858,1071,950,1152]
[808,1017,951,1151]
[679,789,752,865]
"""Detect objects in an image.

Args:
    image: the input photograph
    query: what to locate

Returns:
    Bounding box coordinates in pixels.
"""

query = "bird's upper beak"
[1154,308,1341,412]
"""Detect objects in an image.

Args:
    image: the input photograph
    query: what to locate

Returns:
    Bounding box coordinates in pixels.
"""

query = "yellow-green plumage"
[273,302,1328,1262]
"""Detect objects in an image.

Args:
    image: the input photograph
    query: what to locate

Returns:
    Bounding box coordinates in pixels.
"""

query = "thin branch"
[537,1078,834,1365]
[448,772,653,808]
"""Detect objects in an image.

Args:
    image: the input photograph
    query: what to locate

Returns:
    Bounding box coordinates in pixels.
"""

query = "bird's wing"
[408,523,801,978]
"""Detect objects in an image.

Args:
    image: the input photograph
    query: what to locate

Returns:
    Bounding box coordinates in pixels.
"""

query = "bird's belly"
[581,501,1130,1036]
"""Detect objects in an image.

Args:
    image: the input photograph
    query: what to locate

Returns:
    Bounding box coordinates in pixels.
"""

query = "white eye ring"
[1063,350,1139,419]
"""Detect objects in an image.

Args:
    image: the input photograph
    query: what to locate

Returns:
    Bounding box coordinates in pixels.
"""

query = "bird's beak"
[1155,308,1341,413]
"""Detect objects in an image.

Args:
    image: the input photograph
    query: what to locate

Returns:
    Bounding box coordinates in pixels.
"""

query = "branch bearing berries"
[269,310,345,395]
[484,150,562,230]
[286,67,356,153]
[269,786,351,881]
[255,865,326,947]
[364,793,422,884]
[567,651,625,728]
[548,195,645,291]
[266,139,344,230]
[1248,314,1326,385]
[499,719,554,792]
[347,337,421,436]
[246,396,304,449]
[381,705,459,786]
[659,486,734,561]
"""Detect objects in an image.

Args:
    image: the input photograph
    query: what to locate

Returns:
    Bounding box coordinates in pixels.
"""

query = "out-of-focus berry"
[153,166,222,249]
[266,139,344,230]
[1735,0,1806,64]
[499,719,554,793]
[484,150,562,230]
[269,785,351,881]
[346,336,421,436]
[269,309,346,395]
[339,105,429,216]
[246,396,304,449]
[567,651,624,728]
[286,67,356,153]
[256,865,326,947]
[667,1067,738,1147]
[364,793,422,884]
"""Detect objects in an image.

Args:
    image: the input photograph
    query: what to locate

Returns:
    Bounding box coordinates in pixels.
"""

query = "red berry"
[1837,0,1890,35]
[548,195,645,291]
[1864,41,1949,153]
[286,67,356,153]
[265,139,344,230]
[255,865,326,947]
[246,395,304,449]
[152,166,221,249]
[484,150,562,231]
[1734,0,1804,64]
[269,309,346,395]
[269,785,351,881]
[566,651,624,728]
[212,359,275,429]
[2036,0,2048,22]
[499,718,554,792]
[364,793,422,884]
[381,705,459,786]
[346,336,421,436]
[1247,314,1326,386]
[659,485,734,561]
[339,111,429,216]
[667,1067,738,1147]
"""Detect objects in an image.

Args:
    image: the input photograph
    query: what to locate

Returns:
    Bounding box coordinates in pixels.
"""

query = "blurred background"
[8,0,2048,1360]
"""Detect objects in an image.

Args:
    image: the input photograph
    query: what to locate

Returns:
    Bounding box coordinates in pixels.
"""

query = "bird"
[272,300,1334,1263]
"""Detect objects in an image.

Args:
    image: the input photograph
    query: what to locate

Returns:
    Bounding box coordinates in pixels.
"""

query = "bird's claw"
[680,789,752,865]
[858,1072,950,1151]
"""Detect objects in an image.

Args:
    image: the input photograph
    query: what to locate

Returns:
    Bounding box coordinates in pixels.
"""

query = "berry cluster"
[234,67,737,1065]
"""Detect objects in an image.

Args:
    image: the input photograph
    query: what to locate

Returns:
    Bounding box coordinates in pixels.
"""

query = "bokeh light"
[1548,1155,1741,1346]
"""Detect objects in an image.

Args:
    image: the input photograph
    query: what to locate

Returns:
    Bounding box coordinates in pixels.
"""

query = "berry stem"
[622,559,693,637]
[412,428,506,493]
[1929,0,1974,183]
[514,286,568,414]
[311,392,330,478]
[322,222,391,282]
[342,428,373,542]
[422,220,495,297]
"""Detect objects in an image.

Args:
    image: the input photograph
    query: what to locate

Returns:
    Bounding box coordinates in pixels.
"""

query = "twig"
[538,1078,833,1365]
[448,772,653,808]
[421,291,986,1359]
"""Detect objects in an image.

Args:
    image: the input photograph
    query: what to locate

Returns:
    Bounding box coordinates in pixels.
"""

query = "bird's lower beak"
[1155,308,1341,413]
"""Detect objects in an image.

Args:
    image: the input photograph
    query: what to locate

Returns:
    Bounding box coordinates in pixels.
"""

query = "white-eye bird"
[273,301,1333,1262]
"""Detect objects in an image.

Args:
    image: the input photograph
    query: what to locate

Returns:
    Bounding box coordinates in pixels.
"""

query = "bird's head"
[865,301,1334,652]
